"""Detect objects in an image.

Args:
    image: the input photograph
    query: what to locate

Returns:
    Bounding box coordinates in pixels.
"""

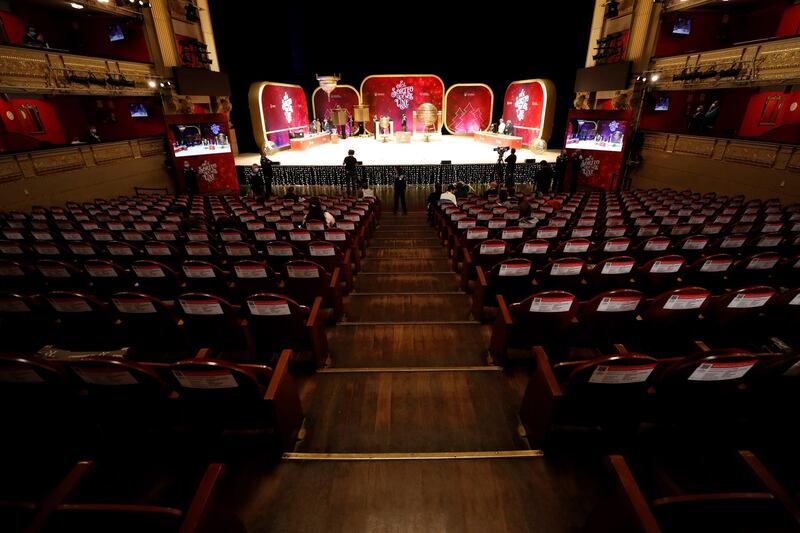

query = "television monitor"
[566,119,628,153]
[655,97,670,112]
[129,104,148,118]
[170,123,231,158]
[672,17,691,35]
[108,24,125,42]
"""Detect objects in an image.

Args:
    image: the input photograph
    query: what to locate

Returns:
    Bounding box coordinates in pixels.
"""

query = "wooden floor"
[227,458,606,533]
[218,211,605,532]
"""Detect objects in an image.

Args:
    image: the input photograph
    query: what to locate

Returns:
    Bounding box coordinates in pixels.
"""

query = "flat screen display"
[673,17,691,35]
[108,24,125,42]
[655,97,670,112]
[170,122,231,158]
[129,104,148,118]
[566,119,627,152]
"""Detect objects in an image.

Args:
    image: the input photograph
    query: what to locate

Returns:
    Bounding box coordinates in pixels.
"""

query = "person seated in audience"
[83,126,102,144]
[439,184,457,205]
[305,197,335,227]
[359,181,376,199]
[496,188,514,209]
[517,200,539,229]
[483,181,499,199]
[23,25,49,48]
[455,181,471,198]
[427,183,442,222]
[283,186,300,201]
[544,198,562,210]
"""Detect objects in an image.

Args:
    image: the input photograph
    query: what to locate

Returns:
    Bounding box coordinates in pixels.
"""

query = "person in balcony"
[687,105,705,134]
[704,101,721,133]
[23,26,49,48]
[83,126,102,144]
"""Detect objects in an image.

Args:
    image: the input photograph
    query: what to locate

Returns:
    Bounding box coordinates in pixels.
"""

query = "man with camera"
[504,147,517,188]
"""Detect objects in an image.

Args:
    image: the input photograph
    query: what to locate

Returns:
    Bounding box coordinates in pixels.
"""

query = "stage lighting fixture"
[148,80,157,88]
[650,74,660,82]
[69,2,84,9]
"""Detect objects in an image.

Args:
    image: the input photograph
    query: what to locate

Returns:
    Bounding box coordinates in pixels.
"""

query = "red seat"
[175,293,247,353]
[231,260,279,301]
[282,260,343,322]
[82,259,130,298]
[536,257,587,293]
[181,260,232,299]
[111,292,188,358]
[577,289,645,347]
[489,291,578,365]
[682,254,735,294]
[45,291,121,351]
[130,260,184,300]
[244,293,328,367]
[0,293,52,353]
[634,255,686,296]
[586,256,637,293]
[472,258,536,319]
[703,286,777,343]
[638,287,712,352]
[35,259,88,292]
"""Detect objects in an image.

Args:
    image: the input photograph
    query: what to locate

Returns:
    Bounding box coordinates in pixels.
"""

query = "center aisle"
[219,211,604,532]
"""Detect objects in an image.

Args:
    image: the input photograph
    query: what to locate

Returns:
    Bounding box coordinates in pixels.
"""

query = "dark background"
[207,1,596,153]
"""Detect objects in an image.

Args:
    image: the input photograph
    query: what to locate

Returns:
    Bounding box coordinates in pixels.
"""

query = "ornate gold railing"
[0,137,166,185]
[649,36,800,90]
[641,131,800,173]
[0,45,160,96]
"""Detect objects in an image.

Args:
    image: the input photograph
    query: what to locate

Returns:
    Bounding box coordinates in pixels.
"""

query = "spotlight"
[147,80,157,88]
[650,73,660,82]
[69,2,84,8]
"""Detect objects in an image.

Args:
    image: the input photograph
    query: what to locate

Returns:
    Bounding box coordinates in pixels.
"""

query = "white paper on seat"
[602,261,634,275]
[650,260,683,274]
[0,367,44,383]
[74,367,138,385]
[287,265,320,279]
[180,299,223,315]
[499,264,531,277]
[529,296,573,313]
[183,266,215,279]
[172,370,238,389]
[589,364,656,384]
[664,294,706,310]
[688,361,755,381]
[727,293,772,309]
[86,265,118,278]
[598,296,640,312]
[235,265,268,278]
[113,298,156,314]
[700,259,732,273]
[248,300,291,316]
[550,263,582,276]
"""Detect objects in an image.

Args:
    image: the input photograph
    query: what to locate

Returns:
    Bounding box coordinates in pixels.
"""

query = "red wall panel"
[501,80,550,145]
[257,83,309,149]
[444,84,493,134]
[360,75,444,134]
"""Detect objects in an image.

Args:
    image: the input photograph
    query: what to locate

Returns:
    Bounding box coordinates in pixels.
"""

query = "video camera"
[493,146,510,155]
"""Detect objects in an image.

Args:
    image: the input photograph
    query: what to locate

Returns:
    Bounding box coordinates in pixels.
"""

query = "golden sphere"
[416,103,438,127]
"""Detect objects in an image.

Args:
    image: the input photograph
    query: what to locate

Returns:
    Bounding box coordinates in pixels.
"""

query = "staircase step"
[354,272,459,293]
[343,294,473,322]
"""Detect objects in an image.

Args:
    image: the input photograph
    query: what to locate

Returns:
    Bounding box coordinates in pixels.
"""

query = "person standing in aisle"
[393,166,408,215]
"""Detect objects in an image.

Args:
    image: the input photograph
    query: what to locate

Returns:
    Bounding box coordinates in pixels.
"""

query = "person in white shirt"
[305,197,336,227]
[498,119,505,135]
[439,184,457,205]
[360,181,376,198]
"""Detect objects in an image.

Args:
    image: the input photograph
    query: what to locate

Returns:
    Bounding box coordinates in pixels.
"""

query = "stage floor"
[236,135,559,166]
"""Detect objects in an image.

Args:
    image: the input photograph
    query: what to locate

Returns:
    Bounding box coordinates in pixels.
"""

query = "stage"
[235,135,559,167]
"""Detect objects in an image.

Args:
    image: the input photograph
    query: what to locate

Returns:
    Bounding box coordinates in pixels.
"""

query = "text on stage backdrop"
[501,79,556,145]
[249,81,310,149]
[311,85,360,124]
[444,83,493,134]
[360,75,445,133]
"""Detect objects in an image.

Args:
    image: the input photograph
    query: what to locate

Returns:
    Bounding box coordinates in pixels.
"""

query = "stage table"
[290,133,332,151]
[473,131,523,150]
[395,131,412,144]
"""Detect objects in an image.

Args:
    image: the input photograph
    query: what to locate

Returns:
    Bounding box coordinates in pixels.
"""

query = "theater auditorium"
[1,0,800,531]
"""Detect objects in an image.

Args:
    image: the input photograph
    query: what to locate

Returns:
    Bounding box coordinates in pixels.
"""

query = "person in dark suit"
[535,160,554,194]
[260,150,274,199]
[504,148,517,188]
[182,161,197,195]
[554,150,569,193]
[570,151,583,194]
[343,149,358,193]
[393,166,408,215]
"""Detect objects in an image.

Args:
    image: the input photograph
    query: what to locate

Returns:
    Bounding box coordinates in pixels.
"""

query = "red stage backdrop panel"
[502,79,556,145]
[165,113,238,194]
[564,109,632,191]
[444,83,493,134]
[311,85,360,126]
[251,82,310,149]
[360,75,445,133]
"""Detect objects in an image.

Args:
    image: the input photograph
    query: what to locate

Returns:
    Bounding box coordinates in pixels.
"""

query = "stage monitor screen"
[654,97,670,112]
[169,122,231,158]
[566,119,627,152]
[108,24,125,42]
[574,62,632,92]
[673,17,691,35]
[129,103,148,118]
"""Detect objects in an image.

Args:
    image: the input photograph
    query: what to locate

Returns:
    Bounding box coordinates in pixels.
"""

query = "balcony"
[641,131,800,173]
[0,137,166,185]
[649,36,800,90]
[662,0,718,12]
[0,45,161,96]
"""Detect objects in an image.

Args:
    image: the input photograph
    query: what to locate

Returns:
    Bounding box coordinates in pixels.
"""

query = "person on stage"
[504,148,517,188]
[401,113,407,132]
[498,119,505,136]
[343,149,358,193]
[505,120,514,136]
[393,166,408,215]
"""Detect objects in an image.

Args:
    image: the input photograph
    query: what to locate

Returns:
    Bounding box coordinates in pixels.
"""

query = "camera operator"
[493,146,508,184]
[504,147,517,188]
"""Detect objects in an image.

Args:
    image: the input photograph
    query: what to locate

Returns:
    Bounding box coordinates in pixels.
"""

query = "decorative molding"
[0,45,161,96]
[649,37,800,91]
[642,131,800,172]
[663,0,716,12]
[0,137,166,180]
